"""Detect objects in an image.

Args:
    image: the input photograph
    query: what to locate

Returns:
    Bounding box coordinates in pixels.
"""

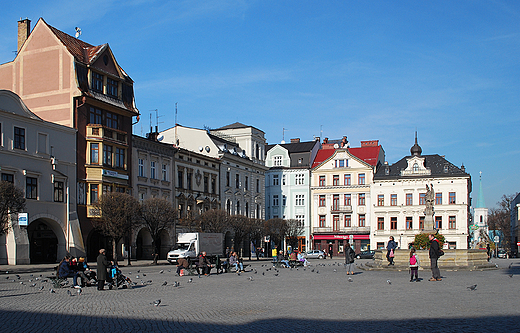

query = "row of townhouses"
[0,18,472,264]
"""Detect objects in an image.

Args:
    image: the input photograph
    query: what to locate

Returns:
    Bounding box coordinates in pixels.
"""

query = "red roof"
[312,145,382,169]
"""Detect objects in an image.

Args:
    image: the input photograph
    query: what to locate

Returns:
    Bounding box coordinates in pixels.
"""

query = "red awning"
[313,234,370,240]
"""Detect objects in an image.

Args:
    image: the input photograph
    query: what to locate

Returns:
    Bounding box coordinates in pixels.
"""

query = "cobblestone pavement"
[1,258,519,332]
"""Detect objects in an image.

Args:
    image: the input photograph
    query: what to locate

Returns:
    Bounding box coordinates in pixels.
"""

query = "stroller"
[108,264,132,289]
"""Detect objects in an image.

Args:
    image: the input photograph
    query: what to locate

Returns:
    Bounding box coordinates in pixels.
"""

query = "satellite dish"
[205,146,210,152]
[157,134,164,142]
[199,146,203,152]
[75,27,82,39]
[333,143,339,149]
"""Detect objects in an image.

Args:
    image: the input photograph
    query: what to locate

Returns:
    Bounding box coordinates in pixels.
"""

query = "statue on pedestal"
[423,184,435,231]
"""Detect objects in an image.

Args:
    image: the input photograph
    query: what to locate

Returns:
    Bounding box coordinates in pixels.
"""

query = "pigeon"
[467,284,477,291]
[509,263,513,269]
[333,269,337,273]
[162,281,168,286]
[311,269,315,273]
[146,280,152,284]
[509,274,514,278]
[137,270,140,273]
[143,273,147,277]
[168,269,171,273]
[16,275,21,279]
[188,278,193,283]
[76,288,82,296]
[136,275,140,279]
[237,272,241,276]
[386,279,392,285]
[248,276,254,281]
[274,273,279,276]
[39,286,45,291]
[67,290,73,296]
[49,288,56,293]
[495,264,499,268]
[348,277,353,282]
[152,299,161,307]
[5,276,8,279]
[28,279,33,282]
[316,270,319,274]
[20,281,24,285]
[262,272,265,276]
[173,281,180,287]
[30,283,37,287]
[159,270,164,274]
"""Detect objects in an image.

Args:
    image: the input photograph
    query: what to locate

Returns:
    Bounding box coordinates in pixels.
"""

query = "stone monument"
[423,184,435,231]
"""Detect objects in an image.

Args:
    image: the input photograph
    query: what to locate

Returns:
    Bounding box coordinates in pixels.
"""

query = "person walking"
[96,249,111,291]
[409,247,420,282]
[386,236,397,266]
[328,244,333,259]
[428,234,442,281]
[344,243,355,275]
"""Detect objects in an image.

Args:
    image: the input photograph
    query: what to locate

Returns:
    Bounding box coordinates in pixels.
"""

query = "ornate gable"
[401,156,431,176]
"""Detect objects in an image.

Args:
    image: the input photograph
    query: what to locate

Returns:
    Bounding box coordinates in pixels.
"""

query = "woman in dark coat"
[344,243,355,275]
[96,249,111,290]
[386,236,397,266]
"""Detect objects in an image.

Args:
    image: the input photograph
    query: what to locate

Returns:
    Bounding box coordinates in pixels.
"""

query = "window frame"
[14,126,25,150]
[26,176,37,199]
[54,180,64,202]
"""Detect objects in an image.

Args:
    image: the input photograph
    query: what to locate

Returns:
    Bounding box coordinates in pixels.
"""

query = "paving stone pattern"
[1,258,519,332]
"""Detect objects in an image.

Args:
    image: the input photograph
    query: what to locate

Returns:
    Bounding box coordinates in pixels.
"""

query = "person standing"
[428,234,442,281]
[328,244,333,259]
[409,247,420,282]
[386,236,397,266]
[96,249,111,291]
[344,243,355,275]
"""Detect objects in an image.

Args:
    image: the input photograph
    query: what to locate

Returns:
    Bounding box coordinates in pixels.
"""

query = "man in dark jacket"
[97,249,111,290]
[197,252,213,275]
[58,256,81,288]
[428,234,442,281]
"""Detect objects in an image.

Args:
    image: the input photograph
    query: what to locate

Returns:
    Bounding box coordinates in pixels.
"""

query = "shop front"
[313,234,370,257]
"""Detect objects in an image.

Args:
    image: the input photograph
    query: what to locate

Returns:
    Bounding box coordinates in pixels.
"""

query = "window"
[90,184,98,204]
[296,215,304,227]
[378,194,384,206]
[150,161,156,179]
[377,217,384,230]
[333,215,340,230]
[54,181,64,202]
[137,158,144,177]
[91,143,99,164]
[162,164,168,181]
[333,175,339,186]
[333,194,340,210]
[256,178,260,192]
[107,78,118,97]
[319,195,326,207]
[236,174,240,188]
[14,127,25,150]
[406,216,413,230]
[319,176,325,187]
[102,184,112,194]
[187,171,192,190]
[406,193,413,206]
[419,216,425,229]
[273,195,279,206]
[335,159,347,168]
[212,177,216,194]
[358,193,365,206]
[413,163,419,172]
[177,170,183,188]
[449,216,456,229]
[93,72,104,92]
[115,148,125,168]
[377,242,385,249]
[390,217,397,230]
[435,193,442,205]
[358,173,365,185]
[226,171,230,187]
[295,174,304,185]
[391,194,397,206]
[245,176,249,190]
[236,201,241,214]
[295,194,304,206]
[273,175,279,186]
[204,176,208,193]
[449,192,456,204]
[106,112,119,130]
[2,173,14,183]
[25,177,37,199]
[319,215,326,228]
[419,193,426,205]
[89,107,102,125]
[435,216,442,229]
[273,155,282,166]
[282,175,285,185]
[344,215,351,227]
[103,145,113,166]
[359,214,365,227]
[344,174,351,186]
[344,194,351,206]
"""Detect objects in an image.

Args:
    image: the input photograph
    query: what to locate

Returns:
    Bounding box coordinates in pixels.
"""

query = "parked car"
[497,249,508,258]
[355,250,375,259]
[304,250,326,259]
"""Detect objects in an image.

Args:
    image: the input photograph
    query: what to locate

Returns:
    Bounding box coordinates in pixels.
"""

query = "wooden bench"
[289,260,305,268]
[49,276,69,288]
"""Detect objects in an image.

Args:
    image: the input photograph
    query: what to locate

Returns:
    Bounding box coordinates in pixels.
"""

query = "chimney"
[18,18,31,53]
[290,138,300,143]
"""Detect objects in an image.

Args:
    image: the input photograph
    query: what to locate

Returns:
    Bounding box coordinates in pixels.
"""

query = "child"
[409,247,420,282]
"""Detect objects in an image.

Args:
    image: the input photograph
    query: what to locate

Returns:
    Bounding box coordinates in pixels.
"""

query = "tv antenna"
[282,127,288,144]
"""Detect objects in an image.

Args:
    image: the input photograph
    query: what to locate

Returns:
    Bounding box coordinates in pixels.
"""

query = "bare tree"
[488,193,518,252]
[141,198,177,264]
[0,180,26,235]
[264,218,287,250]
[199,209,229,233]
[229,215,252,256]
[93,192,141,264]
[285,219,304,251]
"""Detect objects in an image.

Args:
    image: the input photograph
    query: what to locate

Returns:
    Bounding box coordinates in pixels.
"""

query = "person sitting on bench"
[58,255,81,288]
[197,252,213,276]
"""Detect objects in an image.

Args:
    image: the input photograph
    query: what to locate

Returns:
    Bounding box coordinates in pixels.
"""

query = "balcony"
[330,205,352,213]
[87,124,127,145]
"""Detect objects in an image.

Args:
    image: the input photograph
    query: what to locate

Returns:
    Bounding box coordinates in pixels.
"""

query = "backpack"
[410,255,417,265]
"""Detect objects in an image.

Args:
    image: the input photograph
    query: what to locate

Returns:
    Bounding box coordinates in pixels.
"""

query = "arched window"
[226,200,231,215]
[256,144,259,159]
[413,163,419,172]
[236,201,241,215]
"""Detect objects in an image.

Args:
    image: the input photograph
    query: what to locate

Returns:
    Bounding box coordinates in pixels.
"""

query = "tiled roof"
[311,145,382,168]
[46,21,96,64]
[266,140,319,154]
[374,154,469,180]
[311,149,335,168]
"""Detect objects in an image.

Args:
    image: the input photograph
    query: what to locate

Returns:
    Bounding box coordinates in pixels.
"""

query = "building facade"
[265,138,320,252]
[0,90,78,264]
[0,18,139,261]
[372,138,471,250]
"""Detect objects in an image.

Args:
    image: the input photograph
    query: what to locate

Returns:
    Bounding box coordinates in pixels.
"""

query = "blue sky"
[1,1,519,209]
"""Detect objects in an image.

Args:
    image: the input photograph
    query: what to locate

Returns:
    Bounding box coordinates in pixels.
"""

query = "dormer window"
[413,163,419,172]
[273,155,282,166]
[93,72,103,92]
[107,78,118,97]
[443,165,449,173]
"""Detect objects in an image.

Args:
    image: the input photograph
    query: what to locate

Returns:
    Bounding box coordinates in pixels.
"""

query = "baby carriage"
[108,264,132,289]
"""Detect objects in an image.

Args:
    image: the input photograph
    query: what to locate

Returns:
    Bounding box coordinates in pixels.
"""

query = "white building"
[265,138,321,252]
[0,90,80,264]
[471,173,489,248]
[372,137,471,250]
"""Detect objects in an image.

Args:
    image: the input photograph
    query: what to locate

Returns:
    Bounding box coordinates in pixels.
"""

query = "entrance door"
[28,221,58,263]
